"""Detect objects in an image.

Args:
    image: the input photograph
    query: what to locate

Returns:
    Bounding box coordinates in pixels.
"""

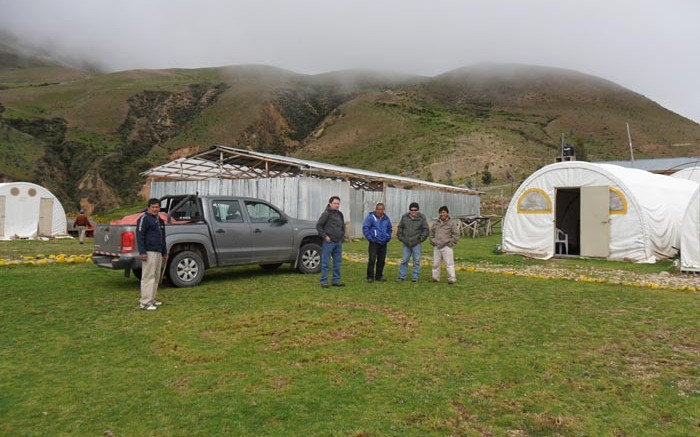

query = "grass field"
[1,237,698,436]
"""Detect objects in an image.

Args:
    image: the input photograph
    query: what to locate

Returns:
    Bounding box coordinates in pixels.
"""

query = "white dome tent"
[0,182,68,240]
[680,186,700,272]
[502,162,698,263]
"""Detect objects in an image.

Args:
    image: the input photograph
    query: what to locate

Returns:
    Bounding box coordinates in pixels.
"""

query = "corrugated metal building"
[143,145,481,238]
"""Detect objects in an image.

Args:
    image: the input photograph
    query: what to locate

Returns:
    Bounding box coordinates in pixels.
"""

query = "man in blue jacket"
[362,202,393,282]
[136,198,168,310]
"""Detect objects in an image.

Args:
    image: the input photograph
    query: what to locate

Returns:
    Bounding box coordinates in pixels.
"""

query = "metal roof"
[142,145,480,194]
[595,156,700,174]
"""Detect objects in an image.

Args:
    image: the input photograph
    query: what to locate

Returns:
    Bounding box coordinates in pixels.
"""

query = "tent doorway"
[555,188,580,255]
[555,186,610,258]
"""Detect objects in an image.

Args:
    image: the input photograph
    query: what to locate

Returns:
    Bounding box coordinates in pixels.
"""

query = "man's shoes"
[448,280,456,285]
[430,279,439,283]
[321,283,329,288]
[397,278,405,283]
[367,278,374,283]
[140,303,157,310]
[375,276,387,282]
[412,278,418,282]
[332,283,345,287]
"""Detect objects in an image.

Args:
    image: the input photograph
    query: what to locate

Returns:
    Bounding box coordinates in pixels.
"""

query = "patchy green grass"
[343,234,677,275]
[0,237,699,436]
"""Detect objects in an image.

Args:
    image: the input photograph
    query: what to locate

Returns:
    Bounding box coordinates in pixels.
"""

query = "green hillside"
[1,45,699,212]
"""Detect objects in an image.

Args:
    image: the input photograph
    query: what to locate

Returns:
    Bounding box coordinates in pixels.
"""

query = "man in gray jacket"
[397,202,429,282]
[429,205,460,284]
[316,196,345,288]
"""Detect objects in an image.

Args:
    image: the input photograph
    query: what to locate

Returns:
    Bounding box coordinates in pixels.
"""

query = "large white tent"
[502,162,698,263]
[671,166,700,183]
[0,182,67,240]
[680,186,700,272]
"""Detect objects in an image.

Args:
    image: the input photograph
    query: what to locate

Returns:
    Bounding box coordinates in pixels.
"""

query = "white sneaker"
[140,303,157,310]
[153,301,163,306]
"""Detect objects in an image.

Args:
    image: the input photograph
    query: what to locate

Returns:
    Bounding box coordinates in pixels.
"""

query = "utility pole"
[626,123,635,167]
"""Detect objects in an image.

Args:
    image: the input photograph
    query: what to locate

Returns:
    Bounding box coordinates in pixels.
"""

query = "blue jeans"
[320,240,342,285]
[398,243,422,280]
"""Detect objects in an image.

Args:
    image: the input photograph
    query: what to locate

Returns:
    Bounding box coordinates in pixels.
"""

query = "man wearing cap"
[396,202,429,282]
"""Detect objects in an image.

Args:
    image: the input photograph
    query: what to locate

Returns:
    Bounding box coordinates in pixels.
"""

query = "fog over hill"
[0,40,699,212]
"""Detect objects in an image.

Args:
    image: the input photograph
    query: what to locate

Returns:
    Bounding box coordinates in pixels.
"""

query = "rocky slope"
[1,44,699,212]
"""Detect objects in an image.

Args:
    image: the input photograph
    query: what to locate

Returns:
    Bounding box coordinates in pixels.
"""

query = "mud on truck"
[92,195,323,287]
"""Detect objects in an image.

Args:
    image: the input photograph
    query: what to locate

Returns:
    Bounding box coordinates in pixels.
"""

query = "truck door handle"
[254,229,262,233]
[216,229,225,233]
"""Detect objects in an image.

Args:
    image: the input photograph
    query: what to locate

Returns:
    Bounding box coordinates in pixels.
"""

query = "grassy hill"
[1,43,699,212]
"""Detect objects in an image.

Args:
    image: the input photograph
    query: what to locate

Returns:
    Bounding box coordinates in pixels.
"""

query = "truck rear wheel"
[132,268,142,280]
[297,242,321,274]
[168,250,205,288]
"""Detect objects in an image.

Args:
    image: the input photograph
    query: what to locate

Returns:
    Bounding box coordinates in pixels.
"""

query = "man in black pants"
[362,202,393,282]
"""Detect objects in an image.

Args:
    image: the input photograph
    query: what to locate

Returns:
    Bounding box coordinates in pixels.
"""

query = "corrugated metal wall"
[151,178,480,238]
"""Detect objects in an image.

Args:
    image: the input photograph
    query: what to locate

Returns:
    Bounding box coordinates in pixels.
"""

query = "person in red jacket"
[73,210,90,244]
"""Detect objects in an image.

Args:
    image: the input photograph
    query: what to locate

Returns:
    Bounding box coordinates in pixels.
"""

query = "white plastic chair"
[555,228,569,255]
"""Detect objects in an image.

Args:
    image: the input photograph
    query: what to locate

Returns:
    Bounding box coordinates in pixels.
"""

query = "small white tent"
[671,166,700,183]
[680,186,700,272]
[502,162,698,263]
[0,182,67,240]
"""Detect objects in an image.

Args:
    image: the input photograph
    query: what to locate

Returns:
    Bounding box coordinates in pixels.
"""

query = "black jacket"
[397,212,429,248]
[136,213,167,255]
[316,206,345,242]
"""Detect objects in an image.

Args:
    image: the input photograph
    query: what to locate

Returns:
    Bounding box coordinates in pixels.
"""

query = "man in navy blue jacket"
[362,202,392,282]
[136,198,168,310]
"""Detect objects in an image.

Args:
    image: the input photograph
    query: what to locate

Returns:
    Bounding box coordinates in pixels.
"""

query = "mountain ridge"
[1,43,698,212]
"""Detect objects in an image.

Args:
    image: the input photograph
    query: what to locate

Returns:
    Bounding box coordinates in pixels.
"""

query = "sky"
[1,0,699,123]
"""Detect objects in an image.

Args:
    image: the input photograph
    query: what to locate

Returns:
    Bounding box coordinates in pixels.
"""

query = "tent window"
[28,188,37,197]
[10,187,19,196]
[517,188,552,214]
[609,188,627,215]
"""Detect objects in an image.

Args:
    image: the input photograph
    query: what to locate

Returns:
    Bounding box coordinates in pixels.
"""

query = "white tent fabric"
[671,166,700,183]
[502,162,698,263]
[0,182,67,240]
[681,186,700,272]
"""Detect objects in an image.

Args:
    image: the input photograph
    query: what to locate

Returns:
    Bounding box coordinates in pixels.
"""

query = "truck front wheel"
[297,243,322,274]
[168,250,205,288]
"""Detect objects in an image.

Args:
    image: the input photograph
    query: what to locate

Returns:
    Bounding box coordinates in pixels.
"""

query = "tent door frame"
[554,187,581,256]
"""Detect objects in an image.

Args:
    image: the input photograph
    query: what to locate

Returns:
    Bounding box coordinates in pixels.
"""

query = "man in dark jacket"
[396,202,429,282]
[73,209,90,244]
[362,202,392,282]
[316,196,345,288]
[136,198,168,310]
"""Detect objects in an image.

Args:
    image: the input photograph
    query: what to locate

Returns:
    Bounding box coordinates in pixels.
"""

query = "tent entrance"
[555,186,610,258]
[555,188,581,255]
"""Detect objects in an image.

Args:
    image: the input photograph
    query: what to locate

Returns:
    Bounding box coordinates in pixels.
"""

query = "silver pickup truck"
[92,194,322,287]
